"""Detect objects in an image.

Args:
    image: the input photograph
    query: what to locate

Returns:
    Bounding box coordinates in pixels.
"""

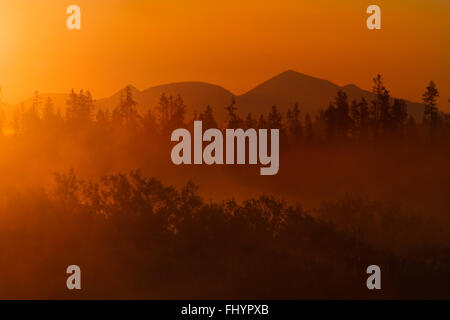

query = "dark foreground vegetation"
[0,170,449,299]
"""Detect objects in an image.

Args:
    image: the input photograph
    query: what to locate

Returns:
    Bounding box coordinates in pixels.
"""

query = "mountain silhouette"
[96,82,234,121]
[3,71,425,123]
[235,70,424,121]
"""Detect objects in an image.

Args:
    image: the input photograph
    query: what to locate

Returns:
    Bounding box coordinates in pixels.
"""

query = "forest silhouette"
[0,74,449,299]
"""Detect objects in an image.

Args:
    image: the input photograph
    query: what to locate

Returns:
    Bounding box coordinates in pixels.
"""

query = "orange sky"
[0,0,449,109]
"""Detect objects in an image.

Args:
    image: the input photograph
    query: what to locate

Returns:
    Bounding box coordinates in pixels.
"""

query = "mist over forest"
[0,72,449,298]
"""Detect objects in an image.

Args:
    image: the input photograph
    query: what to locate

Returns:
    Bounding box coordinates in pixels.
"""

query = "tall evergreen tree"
[350,99,360,124]
[95,108,110,130]
[169,95,186,129]
[258,114,268,129]
[324,102,337,139]
[156,92,170,130]
[390,99,408,136]
[268,105,283,129]
[23,91,42,133]
[286,103,302,139]
[324,90,352,140]
[244,112,257,129]
[422,81,440,134]
[371,74,391,136]
[66,89,94,127]
[114,86,139,127]
[43,97,55,122]
[225,97,242,129]
[199,105,218,130]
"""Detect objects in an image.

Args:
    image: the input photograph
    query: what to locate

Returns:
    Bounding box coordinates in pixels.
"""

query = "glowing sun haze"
[0,0,448,109]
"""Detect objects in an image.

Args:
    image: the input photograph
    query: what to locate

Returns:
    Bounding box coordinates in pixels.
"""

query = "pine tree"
[199,105,218,130]
[113,86,140,130]
[268,105,283,129]
[422,81,440,134]
[66,89,94,127]
[225,97,242,129]
[170,94,186,129]
[79,90,93,124]
[43,97,55,122]
[371,74,391,136]
[258,114,268,129]
[286,103,302,139]
[23,91,42,133]
[156,93,185,133]
[192,110,199,122]
[244,112,257,129]
[324,102,337,139]
[96,108,110,129]
[350,99,360,138]
[390,99,408,136]
[156,92,170,130]
[334,90,352,139]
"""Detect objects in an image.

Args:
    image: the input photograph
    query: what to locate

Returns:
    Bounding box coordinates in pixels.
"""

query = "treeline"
[3,75,449,146]
[222,75,449,144]
[319,76,449,142]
